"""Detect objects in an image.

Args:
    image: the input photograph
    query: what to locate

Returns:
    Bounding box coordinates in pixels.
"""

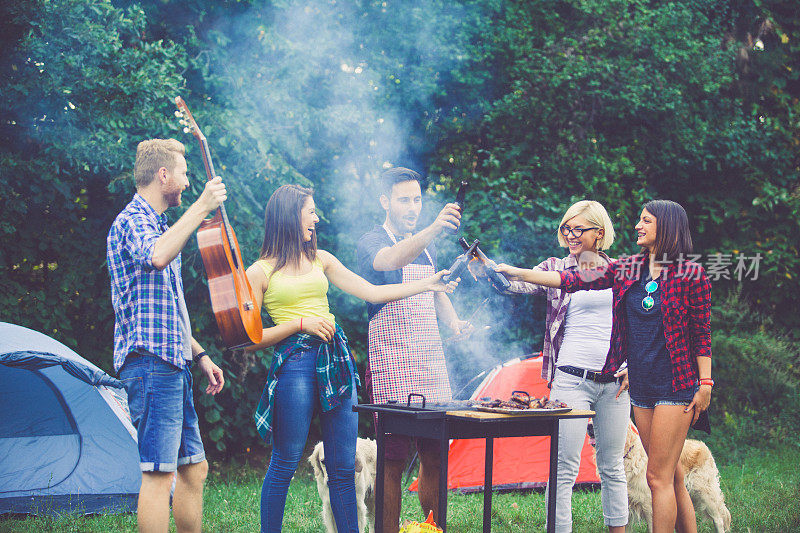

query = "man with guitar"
[356,167,468,533]
[107,138,225,533]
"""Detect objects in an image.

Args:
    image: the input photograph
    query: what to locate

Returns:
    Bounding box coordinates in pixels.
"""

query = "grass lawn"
[1,443,798,532]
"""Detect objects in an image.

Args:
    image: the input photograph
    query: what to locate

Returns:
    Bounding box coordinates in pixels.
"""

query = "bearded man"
[107,138,226,533]
[356,167,467,533]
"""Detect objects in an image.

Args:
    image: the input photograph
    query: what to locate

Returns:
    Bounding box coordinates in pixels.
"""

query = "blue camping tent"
[0,322,140,515]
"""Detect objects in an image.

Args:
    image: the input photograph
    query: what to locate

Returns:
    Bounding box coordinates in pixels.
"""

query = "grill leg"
[546,419,559,533]
[375,414,385,533]
[438,421,449,531]
[483,437,494,532]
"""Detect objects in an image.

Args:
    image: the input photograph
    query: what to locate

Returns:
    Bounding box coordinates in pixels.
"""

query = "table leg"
[483,437,494,532]
[438,422,449,531]
[546,419,559,533]
[375,414,385,533]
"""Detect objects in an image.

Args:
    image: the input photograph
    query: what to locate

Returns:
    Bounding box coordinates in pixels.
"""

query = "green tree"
[427,0,800,331]
[0,0,189,362]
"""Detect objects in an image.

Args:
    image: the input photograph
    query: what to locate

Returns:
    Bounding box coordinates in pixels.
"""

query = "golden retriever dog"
[614,421,731,532]
[308,437,377,533]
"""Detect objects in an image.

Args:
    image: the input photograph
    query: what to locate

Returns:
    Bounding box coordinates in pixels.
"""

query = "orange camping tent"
[409,354,599,492]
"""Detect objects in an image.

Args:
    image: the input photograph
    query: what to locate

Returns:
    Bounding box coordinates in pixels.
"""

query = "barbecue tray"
[474,405,571,415]
[359,395,573,416]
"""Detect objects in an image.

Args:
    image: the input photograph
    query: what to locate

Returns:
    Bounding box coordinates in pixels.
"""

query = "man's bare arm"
[373,203,461,271]
[434,292,465,331]
[151,177,226,269]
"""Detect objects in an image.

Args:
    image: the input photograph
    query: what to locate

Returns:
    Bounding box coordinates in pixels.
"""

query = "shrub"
[699,289,800,458]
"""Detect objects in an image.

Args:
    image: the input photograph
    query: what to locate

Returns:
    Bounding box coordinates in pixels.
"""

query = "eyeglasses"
[560,225,600,238]
[642,280,658,311]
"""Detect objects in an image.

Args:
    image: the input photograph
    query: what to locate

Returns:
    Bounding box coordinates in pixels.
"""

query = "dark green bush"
[696,289,800,458]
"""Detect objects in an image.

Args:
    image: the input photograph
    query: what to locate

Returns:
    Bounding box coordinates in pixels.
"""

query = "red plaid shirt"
[560,252,712,392]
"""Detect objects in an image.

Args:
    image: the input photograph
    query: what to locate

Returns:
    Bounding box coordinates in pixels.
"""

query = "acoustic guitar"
[175,96,263,348]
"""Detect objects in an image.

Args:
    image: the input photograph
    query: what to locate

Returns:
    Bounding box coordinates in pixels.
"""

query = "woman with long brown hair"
[245,184,456,533]
[496,200,713,533]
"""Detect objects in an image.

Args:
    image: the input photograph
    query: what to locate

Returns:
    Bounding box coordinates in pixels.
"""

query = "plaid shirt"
[507,252,613,384]
[560,252,712,392]
[107,194,188,372]
[254,325,360,443]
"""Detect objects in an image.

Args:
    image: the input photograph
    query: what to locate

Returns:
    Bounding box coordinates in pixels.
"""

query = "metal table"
[353,404,594,533]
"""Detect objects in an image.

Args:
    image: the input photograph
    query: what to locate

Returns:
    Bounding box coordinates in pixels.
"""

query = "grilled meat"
[477,394,569,410]
[510,395,529,408]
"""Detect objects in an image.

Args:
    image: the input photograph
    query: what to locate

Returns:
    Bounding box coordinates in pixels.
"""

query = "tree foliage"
[1,0,798,455]
[0,0,189,358]
[431,0,800,329]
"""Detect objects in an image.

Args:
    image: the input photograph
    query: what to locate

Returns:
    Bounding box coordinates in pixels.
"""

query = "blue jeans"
[261,349,359,533]
[118,353,205,472]
[546,369,630,532]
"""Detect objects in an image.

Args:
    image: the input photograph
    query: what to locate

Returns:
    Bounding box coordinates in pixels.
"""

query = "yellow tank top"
[256,258,336,326]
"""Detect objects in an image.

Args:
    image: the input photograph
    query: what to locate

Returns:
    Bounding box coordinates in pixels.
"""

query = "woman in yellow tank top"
[245,184,456,533]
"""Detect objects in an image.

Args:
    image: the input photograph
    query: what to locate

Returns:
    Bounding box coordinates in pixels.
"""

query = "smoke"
[444,265,546,397]
[210,0,469,209]
[204,1,541,394]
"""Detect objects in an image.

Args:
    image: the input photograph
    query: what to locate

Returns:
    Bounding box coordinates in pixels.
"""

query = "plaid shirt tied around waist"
[107,194,188,372]
[559,252,712,392]
[254,324,360,442]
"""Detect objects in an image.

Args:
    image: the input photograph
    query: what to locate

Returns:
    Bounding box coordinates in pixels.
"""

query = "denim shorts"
[118,353,205,472]
[629,384,699,409]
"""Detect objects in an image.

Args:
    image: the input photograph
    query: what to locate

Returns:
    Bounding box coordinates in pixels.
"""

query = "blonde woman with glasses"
[504,200,630,532]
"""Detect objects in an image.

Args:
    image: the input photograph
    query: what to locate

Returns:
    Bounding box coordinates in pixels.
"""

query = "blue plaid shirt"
[107,194,189,372]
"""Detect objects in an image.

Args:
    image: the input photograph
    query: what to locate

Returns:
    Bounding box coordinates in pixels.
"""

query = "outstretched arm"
[320,250,455,303]
[503,258,558,295]
[498,261,619,293]
[495,264,562,288]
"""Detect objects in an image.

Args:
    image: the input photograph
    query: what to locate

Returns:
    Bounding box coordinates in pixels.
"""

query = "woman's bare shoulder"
[316,249,341,269]
[247,259,272,282]
[316,249,335,262]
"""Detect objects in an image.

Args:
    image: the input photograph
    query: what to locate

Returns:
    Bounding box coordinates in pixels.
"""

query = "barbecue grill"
[354,394,594,533]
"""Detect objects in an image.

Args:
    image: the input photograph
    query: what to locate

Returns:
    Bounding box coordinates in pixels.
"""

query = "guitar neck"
[198,135,239,268]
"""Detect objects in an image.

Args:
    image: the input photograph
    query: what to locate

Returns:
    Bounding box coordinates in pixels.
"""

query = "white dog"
[308,437,377,533]
[617,421,731,532]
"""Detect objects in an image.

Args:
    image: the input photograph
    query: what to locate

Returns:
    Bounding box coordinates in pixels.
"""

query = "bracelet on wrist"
[194,351,208,361]
[699,378,714,388]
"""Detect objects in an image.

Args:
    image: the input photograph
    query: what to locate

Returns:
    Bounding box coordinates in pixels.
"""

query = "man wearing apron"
[357,167,467,533]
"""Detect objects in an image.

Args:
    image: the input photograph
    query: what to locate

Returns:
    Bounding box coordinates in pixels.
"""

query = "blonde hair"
[557,200,616,250]
[134,138,185,189]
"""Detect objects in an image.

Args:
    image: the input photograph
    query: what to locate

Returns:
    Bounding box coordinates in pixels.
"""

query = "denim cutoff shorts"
[118,353,206,472]
[630,379,699,409]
